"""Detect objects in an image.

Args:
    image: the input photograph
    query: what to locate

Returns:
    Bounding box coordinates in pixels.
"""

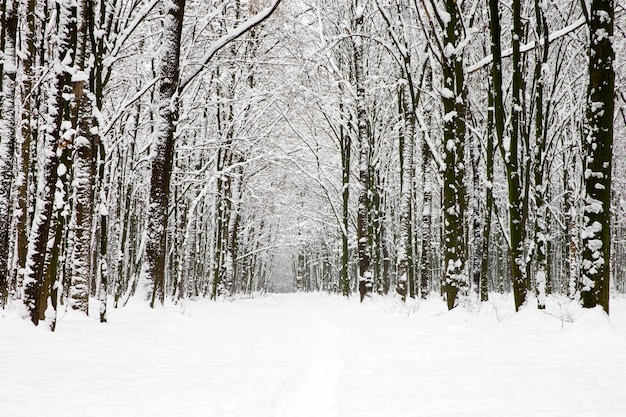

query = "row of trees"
[289,0,621,314]
[0,0,623,329]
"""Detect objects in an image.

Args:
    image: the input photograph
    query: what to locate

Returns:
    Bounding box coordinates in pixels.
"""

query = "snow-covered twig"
[179,0,282,91]
[466,16,586,74]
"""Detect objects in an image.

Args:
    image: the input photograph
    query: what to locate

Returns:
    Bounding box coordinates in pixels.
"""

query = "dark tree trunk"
[533,0,550,309]
[340,97,351,297]
[480,81,495,302]
[22,0,73,325]
[144,0,185,307]
[67,0,96,315]
[0,0,18,308]
[580,0,614,314]
[353,2,372,302]
[12,0,38,304]
[442,0,467,310]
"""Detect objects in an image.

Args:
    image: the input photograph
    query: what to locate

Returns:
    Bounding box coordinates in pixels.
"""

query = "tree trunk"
[580,0,614,314]
[396,79,415,301]
[480,80,495,302]
[143,0,185,307]
[442,0,467,310]
[340,97,351,297]
[564,149,579,299]
[22,0,73,325]
[419,59,433,300]
[353,1,372,302]
[533,0,550,310]
[469,127,482,298]
[0,0,18,308]
[67,0,96,315]
[12,0,37,303]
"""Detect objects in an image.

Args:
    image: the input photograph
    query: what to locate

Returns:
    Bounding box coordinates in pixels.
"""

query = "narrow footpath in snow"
[277,300,344,417]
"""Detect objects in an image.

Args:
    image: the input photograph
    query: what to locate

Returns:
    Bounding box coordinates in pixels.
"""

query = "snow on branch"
[103,77,160,136]
[180,0,282,91]
[102,0,161,75]
[466,16,586,74]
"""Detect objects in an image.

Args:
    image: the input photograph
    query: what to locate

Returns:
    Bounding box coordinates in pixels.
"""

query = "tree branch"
[466,16,586,74]
[179,0,282,91]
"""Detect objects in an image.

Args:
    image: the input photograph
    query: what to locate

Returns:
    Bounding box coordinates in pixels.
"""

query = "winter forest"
[2,0,626,415]
[3,0,623,321]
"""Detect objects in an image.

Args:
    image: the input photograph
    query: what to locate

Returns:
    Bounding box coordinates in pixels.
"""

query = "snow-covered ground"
[2,293,626,417]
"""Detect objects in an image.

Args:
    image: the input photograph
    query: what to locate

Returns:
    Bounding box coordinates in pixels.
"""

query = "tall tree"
[419,57,434,300]
[12,0,38,305]
[532,0,550,309]
[67,0,96,315]
[0,0,18,308]
[143,0,186,307]
[441,0,468,310]
[22,0,74,325]
[352,0,373,302]
[480,78,495,302]
[580,0,614,314]
[506,0,530,311]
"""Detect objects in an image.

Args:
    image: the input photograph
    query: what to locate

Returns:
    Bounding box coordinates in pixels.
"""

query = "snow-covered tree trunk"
[507,0,530,311]
[353,0,372,302]
[143,0,185,307]
[67,0,95,315]
[93,0,109,323]
[419,59,433,300]
[580,0,614,314]
[485,0,511,304]
[533,0,550,310]
[480,82,495,303]
[564,156,579,299]
[40,155,70,329]
[12,0,38,303]
[212,142,233,299]
[0,0,17,308]
[22,0,73,326]
[420,178,433,299]
[224,161,243,296]
[441,0,467,310]
[340,96,351,297]
[396,82,415,301]
[469,127,482,297]
[114,106,139,307]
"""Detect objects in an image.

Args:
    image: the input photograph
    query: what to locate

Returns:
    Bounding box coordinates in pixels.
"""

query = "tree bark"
[0,0,18,308]
[143,0,185,307]
[580,0,614,314]
[353,1,372,302]
[396,75,415,301]
[68,0,96,315]
[340,96,351,297]
[480,79,495,302]
[533,0,550,309]
[502,0,530,311]
[12,0,38,304]
[22,0,73,325]
[442,0,467,310]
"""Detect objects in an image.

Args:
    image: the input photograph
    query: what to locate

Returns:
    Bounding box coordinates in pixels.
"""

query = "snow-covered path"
[2,293,626,417]
[277,300,344,417]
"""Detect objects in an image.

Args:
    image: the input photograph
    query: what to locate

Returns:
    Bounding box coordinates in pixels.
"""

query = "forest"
[0,0,624,330]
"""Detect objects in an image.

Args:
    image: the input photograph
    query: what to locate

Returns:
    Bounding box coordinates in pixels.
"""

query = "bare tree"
[0,0,17,308]
[22,0,74,326]
[580,0,614,314]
